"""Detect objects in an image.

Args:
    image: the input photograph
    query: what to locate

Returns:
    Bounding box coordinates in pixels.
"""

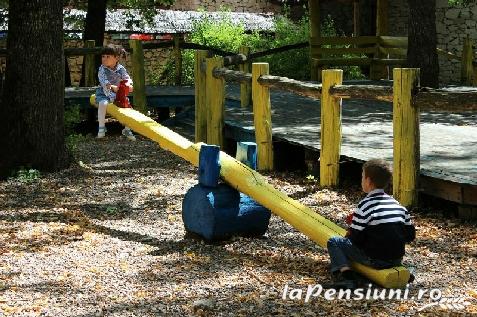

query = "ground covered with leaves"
[1,134,476,316]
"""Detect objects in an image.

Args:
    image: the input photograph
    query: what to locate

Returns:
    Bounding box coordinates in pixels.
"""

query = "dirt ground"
[1,134,476,316]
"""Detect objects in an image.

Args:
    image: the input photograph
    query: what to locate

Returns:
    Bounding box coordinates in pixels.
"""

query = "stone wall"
[389,0,477,84]
[65,36,173,86]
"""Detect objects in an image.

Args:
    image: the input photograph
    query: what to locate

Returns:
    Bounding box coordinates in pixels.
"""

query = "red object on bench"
[114,80,132,108]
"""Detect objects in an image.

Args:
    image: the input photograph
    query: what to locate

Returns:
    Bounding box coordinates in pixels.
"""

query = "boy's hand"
[345,213,353,225]
[126,84,133,93]
[110,85,118,93]
[345,229,351,238]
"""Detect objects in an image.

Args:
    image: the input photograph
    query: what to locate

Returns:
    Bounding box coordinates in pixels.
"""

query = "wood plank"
[320,70,343,187]
[84,40,96,87]
[206,57,225,147]
[330,84,393,102]
[194,50,208,143]
[393,68,420,208]
[313,57,372,66]
[252,63,274,171]
[415,87,477,111]
[239,46,252,108]
[313,47,377,55]
[463,184,477,205]
[420,175,463,203]
[310,36,378,46]
[458,205,477,220]
[378,47,407,56]
[379,36,408,48]
[258,75,322,99]
[129,40,147,114]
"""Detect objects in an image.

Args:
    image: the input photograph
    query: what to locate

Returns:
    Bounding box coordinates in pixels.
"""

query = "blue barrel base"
[182,184,271,241]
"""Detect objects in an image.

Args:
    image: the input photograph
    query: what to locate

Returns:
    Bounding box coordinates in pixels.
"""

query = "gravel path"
[1,133,476,316]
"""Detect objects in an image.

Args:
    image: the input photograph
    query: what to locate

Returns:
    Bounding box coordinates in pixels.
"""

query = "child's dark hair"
[363,159,392,189]
[101,44,126,58]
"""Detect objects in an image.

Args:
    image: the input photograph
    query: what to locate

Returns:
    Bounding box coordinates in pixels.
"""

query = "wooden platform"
[223,84,477,206]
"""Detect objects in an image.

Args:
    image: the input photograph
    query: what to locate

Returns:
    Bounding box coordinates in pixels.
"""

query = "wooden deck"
[66,85,477,206]
[220,84,477,206]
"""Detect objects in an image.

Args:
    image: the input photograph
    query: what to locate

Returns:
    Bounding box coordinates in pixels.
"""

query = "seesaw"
[90,95,411,288]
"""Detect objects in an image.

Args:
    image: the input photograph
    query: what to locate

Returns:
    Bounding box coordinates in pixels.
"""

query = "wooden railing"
[196,50,476,208]
[310,35,477,85]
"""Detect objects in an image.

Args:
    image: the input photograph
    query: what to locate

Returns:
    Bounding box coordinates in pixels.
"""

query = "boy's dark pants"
[327,236,402,274]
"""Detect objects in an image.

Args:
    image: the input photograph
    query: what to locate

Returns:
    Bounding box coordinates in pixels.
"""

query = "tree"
[79,0,175,86]
[407,0,439,88]
[0,0,70,178]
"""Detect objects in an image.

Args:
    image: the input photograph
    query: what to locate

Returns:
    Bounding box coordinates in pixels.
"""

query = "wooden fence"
[311,35,477,85]
[197,51,477,208]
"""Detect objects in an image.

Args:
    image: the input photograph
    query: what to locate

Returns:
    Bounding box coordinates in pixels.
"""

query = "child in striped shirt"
[327,159,416,288]
[96,44,135,141]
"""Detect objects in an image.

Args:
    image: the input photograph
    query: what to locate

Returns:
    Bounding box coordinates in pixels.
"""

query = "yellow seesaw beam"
[91,96,410,288]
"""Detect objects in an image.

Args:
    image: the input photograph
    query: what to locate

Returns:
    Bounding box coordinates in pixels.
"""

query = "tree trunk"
[407,0,439,88]
[0,0,70,178]
[80,0,107,86]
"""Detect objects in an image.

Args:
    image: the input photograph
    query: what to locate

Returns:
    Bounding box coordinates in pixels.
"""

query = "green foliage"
[152,11,364,85]
[64,104,82,135]
[64,104,87,153]
[66,133,87,152]
[448,0,475,6]
[12,168,41,182]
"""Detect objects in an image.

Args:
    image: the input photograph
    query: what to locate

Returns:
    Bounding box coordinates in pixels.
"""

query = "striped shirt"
[351,189,412,231]
[348,189,415,260]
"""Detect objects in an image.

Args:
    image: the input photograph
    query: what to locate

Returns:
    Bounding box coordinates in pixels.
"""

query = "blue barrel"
[182,184,271,241]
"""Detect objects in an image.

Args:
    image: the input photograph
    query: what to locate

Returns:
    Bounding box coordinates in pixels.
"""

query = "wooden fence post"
[84,40,96,86]
[320,69,343,187]
[129,39,147,114]
[473,62,477,87]
[393,68,420,208]
[174,34,183,85]
[194,50,208,143]
[239,46,251,108]
[461,36,473,86]
[206,56,225,147]
[309,0,321,81]
[252,63,274,171]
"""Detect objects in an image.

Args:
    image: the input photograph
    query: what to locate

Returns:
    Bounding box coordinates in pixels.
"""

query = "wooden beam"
[213,68,252,84]
[393,68,420,208]
[414,87,477,111]
[84,40,96,87]
[461,36,473,86]
[353,0,360,37]
[257,75,322,99]
[330,84,393,102]
[320,69,343,187]
[206,57,225,147]
[129,39,147,114]
[376,0,388,36]
[252,63,274,171]
[310,36,378,46]
[194,50,208,143]
[309,0,321,81]
[239,46,252,108]
[173,35,182,86]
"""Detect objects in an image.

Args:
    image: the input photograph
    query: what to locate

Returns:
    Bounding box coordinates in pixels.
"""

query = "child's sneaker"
[97,126,107,139]
[122,128,136,141]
